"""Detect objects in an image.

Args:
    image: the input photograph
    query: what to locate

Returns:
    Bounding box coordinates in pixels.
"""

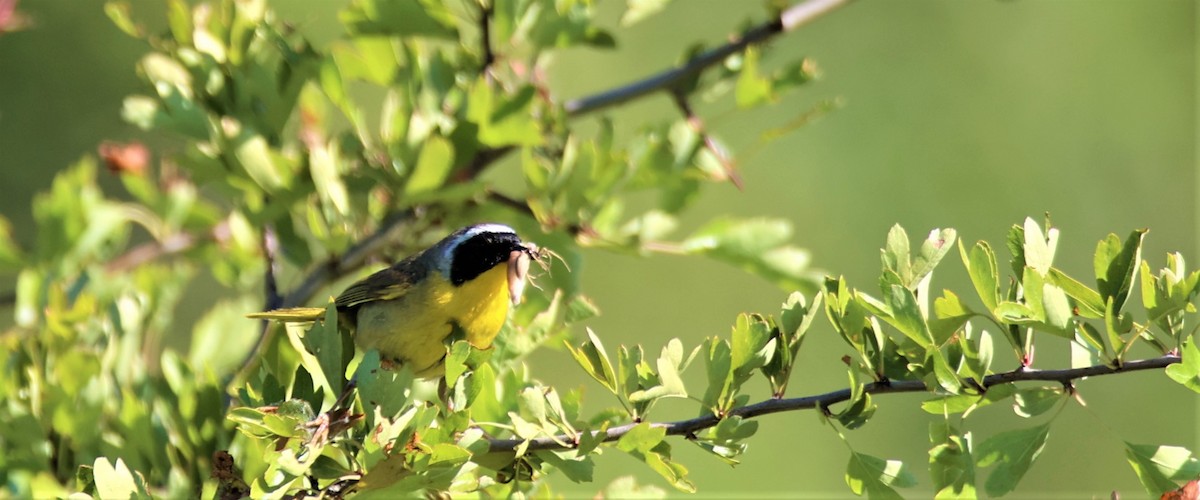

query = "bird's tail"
[245,307,326,322]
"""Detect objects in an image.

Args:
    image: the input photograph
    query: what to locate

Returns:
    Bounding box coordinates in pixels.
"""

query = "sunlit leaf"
[845,451,915,498]
[976,424,1050,497]
[1124,442,1200,496]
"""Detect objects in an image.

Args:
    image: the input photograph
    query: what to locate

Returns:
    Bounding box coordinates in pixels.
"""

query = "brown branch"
[262,224,283,311]
[456,146,514,182]
[486,189,535,218]
[278,211,415,309]
[562,0,855,117]
[486,355,1181,453]
[104,228,212,274]
[479,0,495,74]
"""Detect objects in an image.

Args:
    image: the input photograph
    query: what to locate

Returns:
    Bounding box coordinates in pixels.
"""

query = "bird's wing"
[334,260,424,310]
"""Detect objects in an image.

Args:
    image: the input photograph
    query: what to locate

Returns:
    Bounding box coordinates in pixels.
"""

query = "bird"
[248,223,537,378]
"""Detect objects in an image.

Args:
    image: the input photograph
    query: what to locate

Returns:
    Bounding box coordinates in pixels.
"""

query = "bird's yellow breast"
[353,264,511,377]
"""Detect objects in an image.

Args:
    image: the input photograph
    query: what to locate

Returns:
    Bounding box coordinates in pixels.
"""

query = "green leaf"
[1022,217,1057,275]
[535,450,594,483]
[576,422,610,457]
[467,82,543,147]
[929,424,976,499]
[735,48,773,108]
[1124,442,1200,496]
[682,217,817,292]
[616,422,666,454]
[621,0,671,26]
[993,301,1038,325]
[444,340,473,386]
[189,297,261,378]
[524,0,615,50]
[1166,338,1200,392]
[232,129,288,192]
[960,240,1001,313]
[601,476,667,499]
[1075,321,1108,357]
[356,350,414,425]
[836,392,877,430]
[730,313,775,380]
[165,0,192,44]
[104,2,142,37]
[910,227,956,288]
[566,328,619,394]
[340,0,458,38]
[309,140,350,216]
[921,383,1015,416]
[701,337,733,412]
[881,224,911,284]
[653,340,689,399]
[1102,297,1138,359]
[928,349,963,394]
[780,291,819,338]
[404,134,454,196]
[1012,387,1062,418]
[1094,229,1147,314]
[1039,283,1074,338]
[883,284,934,347]
[931,290,974,345]
[0,215,23,270]
[92,457,150,500]
[300,304,346,397]
[1047,268,1104,318]
[975,424,1050,497]
[845,452,916,499]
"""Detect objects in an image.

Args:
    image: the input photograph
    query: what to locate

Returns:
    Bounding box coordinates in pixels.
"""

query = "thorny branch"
[563,0,855,117]
[485,355,1181,453]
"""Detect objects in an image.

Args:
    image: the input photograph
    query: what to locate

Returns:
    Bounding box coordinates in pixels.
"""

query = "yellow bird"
[249,223,536,378]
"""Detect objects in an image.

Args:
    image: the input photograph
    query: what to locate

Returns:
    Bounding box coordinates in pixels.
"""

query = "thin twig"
[455,146,514,182]
[486,189,535,218]
[670,90,743,190]
[479,0,495,74]
[104,228,210,273]
[279,211,413,308]
[563,0,855,117]
[486,355,1180,453]
[262,224,283,311]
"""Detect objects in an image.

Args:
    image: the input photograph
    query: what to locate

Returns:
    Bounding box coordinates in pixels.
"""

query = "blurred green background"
[0,0,1194,496]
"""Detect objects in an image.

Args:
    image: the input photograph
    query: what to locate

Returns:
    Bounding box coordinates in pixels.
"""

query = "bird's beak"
[506,245,534,305]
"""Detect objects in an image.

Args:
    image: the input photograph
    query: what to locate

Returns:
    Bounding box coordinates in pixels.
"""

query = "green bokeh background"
[0,0,1195,497]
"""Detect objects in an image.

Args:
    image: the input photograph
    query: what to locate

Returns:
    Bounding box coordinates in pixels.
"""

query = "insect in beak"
[506,243,537,305]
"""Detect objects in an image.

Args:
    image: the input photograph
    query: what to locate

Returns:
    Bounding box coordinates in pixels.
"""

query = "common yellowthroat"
[249,223,536,377]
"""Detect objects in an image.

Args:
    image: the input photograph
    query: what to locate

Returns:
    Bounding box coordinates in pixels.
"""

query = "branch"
[562,0,855,117]
[479,0,495,74]
[278,211,414,309]
[262,224,283,311]
[670,90,743,190]
[486,355,1180,453]
[104,226,214,274]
